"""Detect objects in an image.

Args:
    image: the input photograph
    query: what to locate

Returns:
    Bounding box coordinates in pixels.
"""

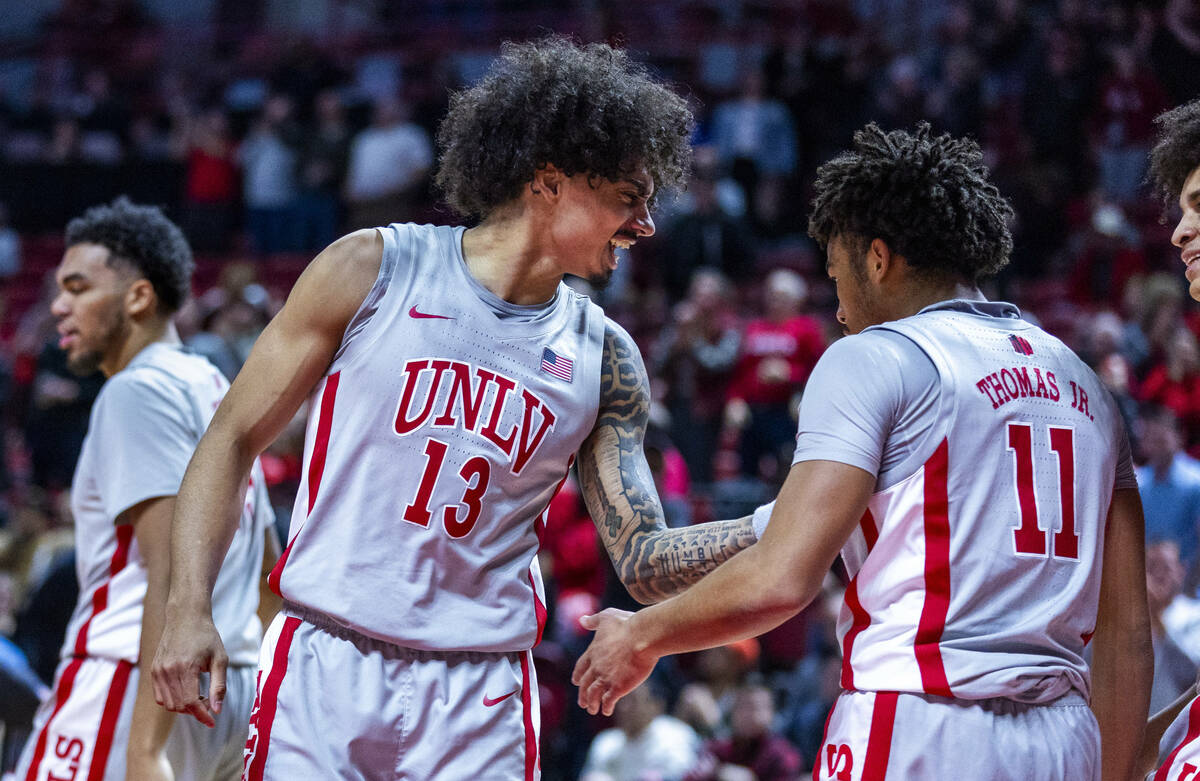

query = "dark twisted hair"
[808,123,1014,283]
[1149,99,1200,207]
[65,196,193,314]
[435,35,694,220]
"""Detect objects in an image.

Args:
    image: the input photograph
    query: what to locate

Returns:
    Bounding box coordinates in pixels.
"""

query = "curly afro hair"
[65,196,193,314]
[808,123,1014,283]
[1149,99,1200,207]
[435,35,694,220]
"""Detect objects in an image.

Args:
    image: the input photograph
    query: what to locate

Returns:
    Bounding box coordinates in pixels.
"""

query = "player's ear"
[530,163,563,200]
[867,237,893,282]
[125,278,157,319]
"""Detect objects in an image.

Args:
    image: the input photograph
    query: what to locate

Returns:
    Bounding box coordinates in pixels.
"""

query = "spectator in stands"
[658,146,756,302]
[581,677,701,781]
[686,680,804,781]
[239,94,302,255]
[1135,406,1200,577]
[709,66,797,232]
[1089,44,1169,204]
[344,95,432,230]
[650,270,741,484]
[1138,327,1200,436]
[296,89,351,252]
[724,269,825,482]
[674,639,760,740]
[181,107,238,254]
[1145,540,1199,714]
[22,338,104,493]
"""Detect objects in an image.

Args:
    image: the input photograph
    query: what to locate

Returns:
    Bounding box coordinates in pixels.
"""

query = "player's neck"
[103,319,180,376]
[461,214,562,306]
[891,277,984,320]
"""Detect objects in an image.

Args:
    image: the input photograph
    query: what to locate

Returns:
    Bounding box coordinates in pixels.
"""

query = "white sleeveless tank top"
[269,223,606,652]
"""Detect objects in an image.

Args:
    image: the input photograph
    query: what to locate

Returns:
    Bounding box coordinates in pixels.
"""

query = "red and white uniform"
[1151,696,1200,780]
[247,223,605,779]
[795,300,1134,780]
[17,343,272,781]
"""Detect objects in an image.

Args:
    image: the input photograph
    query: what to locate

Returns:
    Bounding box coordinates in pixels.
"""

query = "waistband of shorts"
[281,600,523,662]
[888,689,1090,712]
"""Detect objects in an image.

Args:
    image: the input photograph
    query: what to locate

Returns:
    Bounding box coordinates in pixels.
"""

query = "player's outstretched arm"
[572,458,873,715]
[151,229,383,723]
[1091,486,1153,781]
[577,321,757,604]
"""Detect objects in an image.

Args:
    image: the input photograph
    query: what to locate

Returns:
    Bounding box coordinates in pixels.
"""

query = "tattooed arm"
[577,320,758,604]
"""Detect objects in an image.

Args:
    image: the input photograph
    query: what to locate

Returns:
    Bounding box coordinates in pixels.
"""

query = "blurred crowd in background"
[3,0,1200,778]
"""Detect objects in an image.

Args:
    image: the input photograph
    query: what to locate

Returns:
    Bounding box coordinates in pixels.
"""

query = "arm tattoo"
[577,322,758,604]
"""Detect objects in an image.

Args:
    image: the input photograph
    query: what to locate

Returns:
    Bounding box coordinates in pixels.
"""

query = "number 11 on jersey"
[1006,422,1078,560]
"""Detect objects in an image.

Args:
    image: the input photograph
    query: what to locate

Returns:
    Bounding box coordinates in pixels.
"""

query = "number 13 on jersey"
[1006,422,1078,561]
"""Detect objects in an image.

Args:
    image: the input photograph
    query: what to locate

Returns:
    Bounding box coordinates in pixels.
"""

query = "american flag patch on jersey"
[541,347,573,382]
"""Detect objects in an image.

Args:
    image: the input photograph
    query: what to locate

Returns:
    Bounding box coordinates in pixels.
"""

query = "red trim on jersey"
[306,372,340,516]
[24,657,85,781]
[527,456,573,647]
[859,507,879,550]
[246,616,301,781]
[840,579,869,690]
[73,523,135,657]
[914,439,953,697]
[267,373,340,596]
[812,696,839,781]
[87,659,133,781]
[530,570,548,647]
[520,651,538,781]
[840,508,880,689]
[861,691,898,781]
[1155,696,1200,780]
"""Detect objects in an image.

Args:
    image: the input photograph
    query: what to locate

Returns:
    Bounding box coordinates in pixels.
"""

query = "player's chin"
[1190,277,1200,303]
[587,269,614,290]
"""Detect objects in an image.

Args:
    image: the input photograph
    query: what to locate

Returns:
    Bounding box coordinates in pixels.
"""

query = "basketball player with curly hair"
[152,36,761,780]
[574,123,1151,781]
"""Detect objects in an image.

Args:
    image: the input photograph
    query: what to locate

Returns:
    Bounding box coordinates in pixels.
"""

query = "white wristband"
[751,500,776,539]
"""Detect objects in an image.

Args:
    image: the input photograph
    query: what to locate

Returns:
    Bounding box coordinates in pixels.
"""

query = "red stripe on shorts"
[812,696,839,781]
[87,660,133,781]
[25,657,85,781]
[246,616,301,781]
[73,523,135,656]
[914,439,953,697]
[1155,696,1200,780]
[861,691,898,781]
[267,372,339,595]
[520,651,537,781]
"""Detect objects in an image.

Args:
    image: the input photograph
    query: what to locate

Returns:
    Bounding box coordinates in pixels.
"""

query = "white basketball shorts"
[242,607,540,780]
[813,689,1100,780]
[15,654,255,781]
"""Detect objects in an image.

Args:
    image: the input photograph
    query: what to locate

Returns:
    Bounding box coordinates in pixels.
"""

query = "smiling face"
[1173,165,1200,303]
[50,243,134,376]
[546,166,656,288]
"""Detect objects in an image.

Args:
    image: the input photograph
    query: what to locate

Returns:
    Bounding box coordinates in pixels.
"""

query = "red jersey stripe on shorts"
[914,440,953,697]
[25,657,85,781]
[520,651,537,781]
[861,692,898,781]
[73,523,135,657]
[245,616,302,781]
[86,660,133,781]
[1156,697,1200,781]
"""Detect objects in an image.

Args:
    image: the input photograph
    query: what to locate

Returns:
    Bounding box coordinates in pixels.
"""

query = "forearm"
[618,516,758,603]
[1091,627,1153,781]
[628,541,815,659]
[130,564,176,758]
[166,431,255,613]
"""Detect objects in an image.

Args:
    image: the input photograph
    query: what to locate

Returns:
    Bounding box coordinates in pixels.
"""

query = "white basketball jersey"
[64,343,271,666]
[270,223,606,652]
[836,310,1122,703]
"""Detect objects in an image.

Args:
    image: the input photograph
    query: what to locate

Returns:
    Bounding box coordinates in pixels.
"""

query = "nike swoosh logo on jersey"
[409,305,456,320]
[483,688,519,707]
